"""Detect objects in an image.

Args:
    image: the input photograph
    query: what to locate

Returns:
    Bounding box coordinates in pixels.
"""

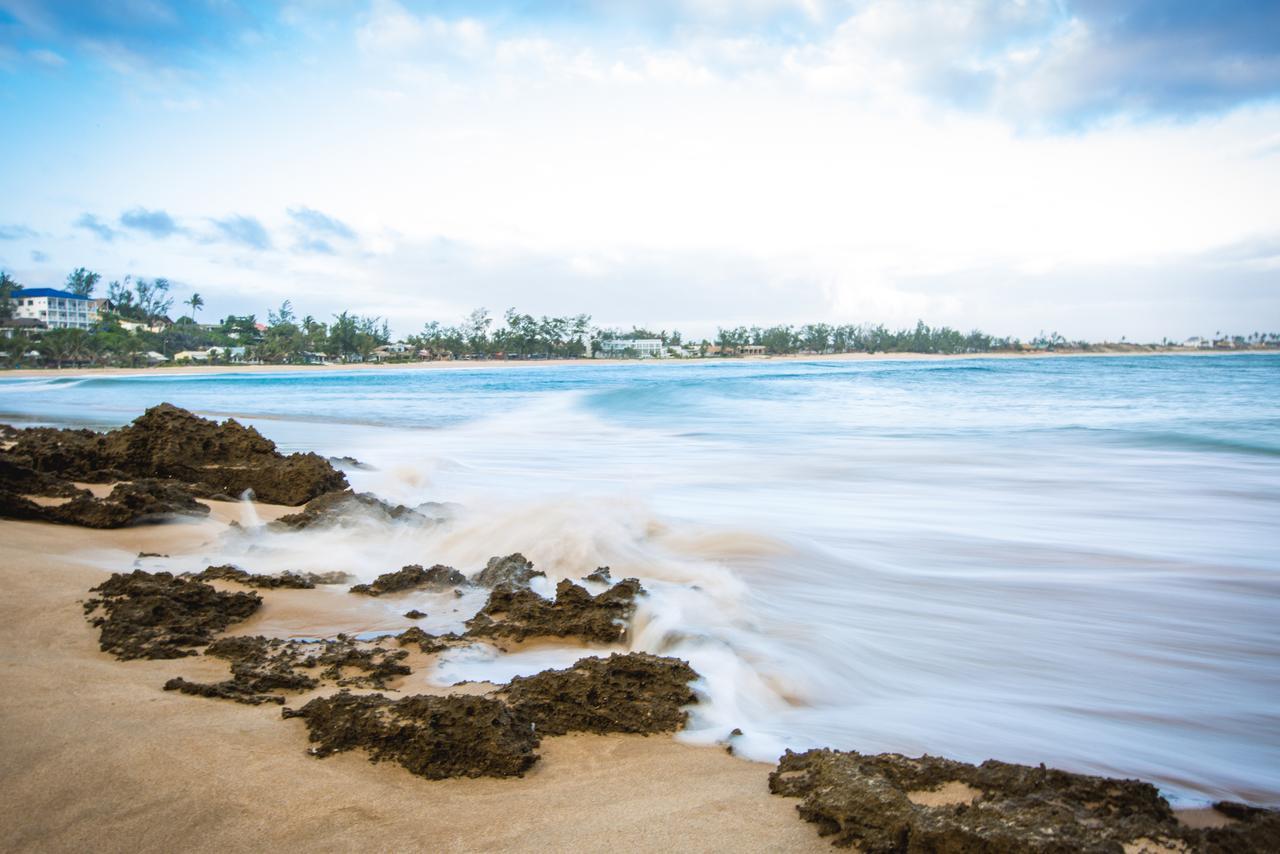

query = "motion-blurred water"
[3,354,1278,805]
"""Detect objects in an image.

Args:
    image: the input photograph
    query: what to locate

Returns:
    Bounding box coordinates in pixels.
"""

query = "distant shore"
[0,346,1270,381]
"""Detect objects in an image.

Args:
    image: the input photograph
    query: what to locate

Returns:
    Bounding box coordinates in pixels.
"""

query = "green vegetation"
[1,267,1277,369]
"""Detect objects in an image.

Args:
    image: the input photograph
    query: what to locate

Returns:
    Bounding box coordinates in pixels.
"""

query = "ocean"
[2,353,1277,805]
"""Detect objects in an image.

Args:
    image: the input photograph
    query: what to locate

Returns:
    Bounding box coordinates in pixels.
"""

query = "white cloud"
[356,0,486,57]
[5,3,1279,341]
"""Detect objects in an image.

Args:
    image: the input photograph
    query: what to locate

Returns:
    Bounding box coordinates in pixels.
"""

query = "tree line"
[2,267,1277,368]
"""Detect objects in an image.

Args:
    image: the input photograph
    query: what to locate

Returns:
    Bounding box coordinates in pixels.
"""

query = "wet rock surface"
[191,564,349,589]
[84,570,261,660]
[395,626,463,654]
[0,474,209,528]
[466,577,643,643]
[768,748,1280,853]
[349,563,467,596]
[473,552,545,588]
[270,489,425,530]
[504,652,698,736]
[2,404,346,507]
[54,480,210,528]
[282,692,540,779]
[162,632,413,705]
[583,566,612,584]
[0,455,88,497]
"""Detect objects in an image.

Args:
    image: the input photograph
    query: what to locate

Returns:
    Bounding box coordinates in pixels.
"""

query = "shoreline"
[1,405,1274,851]
[0,346,1270,381]
[0,511,1244,851]
[0,512,822,852]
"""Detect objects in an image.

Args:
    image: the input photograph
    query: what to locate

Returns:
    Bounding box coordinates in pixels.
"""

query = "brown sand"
[0,510,825,853]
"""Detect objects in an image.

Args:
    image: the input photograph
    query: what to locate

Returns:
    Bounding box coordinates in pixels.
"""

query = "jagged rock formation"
[191,565,350,589]
[503,653,698,736]
[768,748,1280,853]
[269,490,425,530]
[282,692,540,779]
[465,577,643,643]
[349,564,467,596]
[2,404,346,507]
[84,570,261,659]
[473,553,545,588]
[163,634,412,705]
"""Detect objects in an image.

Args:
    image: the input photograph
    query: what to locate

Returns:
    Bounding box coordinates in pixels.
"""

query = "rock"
[396,627,464,654]
[503,652,698,736]
[3,425,111,477]
[766,748,1271,853]
[162,676,289,705]
[270,489,425,530]
[349,564,466,596]
[1198,803,1280,854]
[583,566,612,584]
[0,487,51,522]
[465,577,643,643]
[0,454,89,497]
[83,570,261,660]
[1,478,209,528]
[327,455,375,470]
[312,635,411,688]
[164,633,415,707]
[5,404,347,505]
[282,692,539,780]
[404,609,427,619]
[190,565,342,589]
[51,479,210,528]
[474,553,545,588]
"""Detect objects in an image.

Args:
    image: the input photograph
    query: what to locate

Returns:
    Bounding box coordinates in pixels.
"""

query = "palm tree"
[185,292,204,322]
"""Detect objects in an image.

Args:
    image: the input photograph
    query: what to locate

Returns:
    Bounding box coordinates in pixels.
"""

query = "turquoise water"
[3,353,1278,804]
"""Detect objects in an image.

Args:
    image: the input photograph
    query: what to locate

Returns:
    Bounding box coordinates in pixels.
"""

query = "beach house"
[596,338,665,358]
[10,288,100,330]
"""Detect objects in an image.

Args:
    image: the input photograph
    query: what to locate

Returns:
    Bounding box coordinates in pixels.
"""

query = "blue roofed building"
[10,288,102,330]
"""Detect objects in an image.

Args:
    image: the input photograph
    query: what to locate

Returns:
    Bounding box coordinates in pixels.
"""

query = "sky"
[1,0,1278,341]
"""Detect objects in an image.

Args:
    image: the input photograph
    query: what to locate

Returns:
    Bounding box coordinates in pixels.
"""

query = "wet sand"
[0,509,825,853]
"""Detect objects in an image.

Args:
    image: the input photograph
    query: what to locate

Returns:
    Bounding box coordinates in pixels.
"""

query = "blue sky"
[1,0,1278,340]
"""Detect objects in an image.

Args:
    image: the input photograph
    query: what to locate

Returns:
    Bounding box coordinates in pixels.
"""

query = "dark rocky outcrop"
[465,577,643,643]
[0,476,208,529]
[504,652,697,736]
[349,564,467,596]
[473,553,545,588]
[0,455,88,497]
[396,626,462,654]
[191,565,349,589]
[768,748,1280,853]
[53,480,210,528]
[0,488,52,521]
[282,692,539,779]
[404,609,427,619]
[4,404,346,506]
[163,633,413,705]
[270,490,424,530]
[1197,803,1280,853]
[84,570,261,660]
[583,566,612,584]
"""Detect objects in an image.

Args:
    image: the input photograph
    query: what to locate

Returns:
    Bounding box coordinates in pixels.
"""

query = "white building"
[10,288,100,330]
[596,338,666,358]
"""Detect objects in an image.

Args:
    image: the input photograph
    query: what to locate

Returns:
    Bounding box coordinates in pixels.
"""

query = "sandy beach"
[0,504,825,853]
[2,388,1274,852]
[0,346,1267,381]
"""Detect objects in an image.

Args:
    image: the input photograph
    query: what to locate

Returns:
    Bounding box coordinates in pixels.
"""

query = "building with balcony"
[10,288,100,330]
